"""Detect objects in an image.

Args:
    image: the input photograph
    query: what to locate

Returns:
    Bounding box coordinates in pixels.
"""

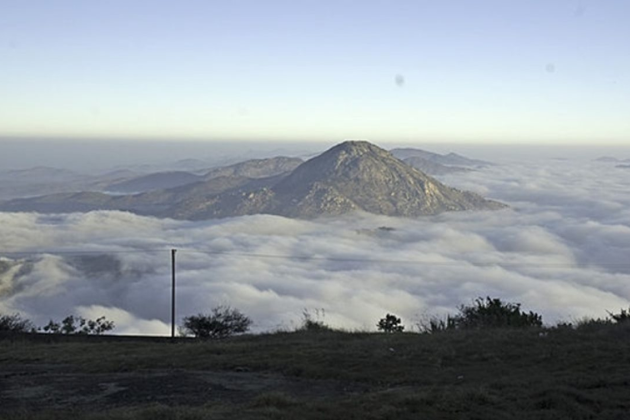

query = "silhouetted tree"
[0,313,35,333]
[42,315,115,335]
[377,313,405,333]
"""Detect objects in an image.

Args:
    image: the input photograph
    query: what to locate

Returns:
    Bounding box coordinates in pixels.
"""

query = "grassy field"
[1,324,630,419]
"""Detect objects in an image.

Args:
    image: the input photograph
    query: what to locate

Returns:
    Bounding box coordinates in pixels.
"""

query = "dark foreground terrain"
[1,326,630,419]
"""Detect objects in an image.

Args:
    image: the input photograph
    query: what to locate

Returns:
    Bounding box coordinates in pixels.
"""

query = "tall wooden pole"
[171,249,177,339]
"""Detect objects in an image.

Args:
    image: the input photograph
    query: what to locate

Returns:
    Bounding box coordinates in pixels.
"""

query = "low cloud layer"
[1,158,629,334]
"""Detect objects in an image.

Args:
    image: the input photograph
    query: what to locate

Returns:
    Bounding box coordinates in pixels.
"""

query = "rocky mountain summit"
[0,141,506,219]
[169,141,506,219]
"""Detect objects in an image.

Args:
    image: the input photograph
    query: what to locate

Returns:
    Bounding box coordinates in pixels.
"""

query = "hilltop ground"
[1,326,630,419]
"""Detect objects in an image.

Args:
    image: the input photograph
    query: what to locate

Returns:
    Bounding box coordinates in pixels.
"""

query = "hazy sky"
[1,0,629,144]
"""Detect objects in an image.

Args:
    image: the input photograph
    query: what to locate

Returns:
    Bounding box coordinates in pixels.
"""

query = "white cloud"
[76,305,170,336]
[1,158,630,334]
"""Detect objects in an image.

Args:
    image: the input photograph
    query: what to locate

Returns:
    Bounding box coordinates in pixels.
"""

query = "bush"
[573,317,613,331]
[377,313,405,333]
[450,297,542,329]
[0,313,35,333]
[416,315,456,334]
[41,315,115,335]
[182,306,252,339]
[608,308,630,324]
[297,308,331,332]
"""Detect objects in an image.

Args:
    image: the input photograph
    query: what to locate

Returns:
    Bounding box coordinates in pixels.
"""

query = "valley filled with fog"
[1,147,629,335]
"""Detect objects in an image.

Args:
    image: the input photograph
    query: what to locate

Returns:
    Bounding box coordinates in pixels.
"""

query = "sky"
[1,0,629,144]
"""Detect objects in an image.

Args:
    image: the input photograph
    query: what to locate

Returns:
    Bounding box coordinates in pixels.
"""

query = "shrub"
[377,313,405,333]
[297,308,331,332]
[0,313,35,333]
[450,297,542,329]
[182,306,252,339]
[573,317,612,331]
[416,315,456,334]
[41,315,115,335]
[608,308,630,324]
[562,309,630,331]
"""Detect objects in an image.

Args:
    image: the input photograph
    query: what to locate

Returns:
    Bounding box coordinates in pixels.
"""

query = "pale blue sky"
[1,0,628,144]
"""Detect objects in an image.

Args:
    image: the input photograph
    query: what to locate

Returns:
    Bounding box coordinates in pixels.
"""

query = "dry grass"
[2,324,630,419]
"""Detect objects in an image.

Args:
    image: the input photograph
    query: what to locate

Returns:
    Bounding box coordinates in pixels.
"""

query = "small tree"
[451,297,542,329]
[42,315,115,335]
[182,306,252,339]
[377,313,405,333]
[0,313,35,333]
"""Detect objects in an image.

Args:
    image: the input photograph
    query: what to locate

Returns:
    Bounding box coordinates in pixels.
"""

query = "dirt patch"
[0,363,366,412]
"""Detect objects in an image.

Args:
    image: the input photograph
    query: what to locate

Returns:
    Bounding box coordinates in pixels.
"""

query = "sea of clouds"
[1,157,629,335]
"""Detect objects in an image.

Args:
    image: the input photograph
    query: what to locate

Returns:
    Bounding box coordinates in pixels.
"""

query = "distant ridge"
[103,157,303,194]
[401,156,471,176]
[170,141,506,219]
[0,141,506,219]
[107,171,202,193]
[390,148,491,167]
[201,157,303,181]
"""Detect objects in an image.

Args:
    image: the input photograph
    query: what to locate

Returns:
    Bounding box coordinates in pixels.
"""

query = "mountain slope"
[0,175,262,215]
[202,157,303,181]
[0,141,506,219]
[402,156,471,176]
[171,141,505,219]
[106,171,202,193]
[101,156,303,194]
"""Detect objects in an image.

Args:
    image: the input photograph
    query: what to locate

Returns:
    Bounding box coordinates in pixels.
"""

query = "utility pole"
[171,248,177,339]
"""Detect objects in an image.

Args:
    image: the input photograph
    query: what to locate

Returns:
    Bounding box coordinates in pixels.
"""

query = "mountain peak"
[334,140,377,151]
[325,140,387,158]
[0,140,507,219]
[265,140,506,218]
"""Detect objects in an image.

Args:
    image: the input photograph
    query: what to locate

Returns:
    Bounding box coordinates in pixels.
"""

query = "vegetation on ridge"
[2,298,630,419]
